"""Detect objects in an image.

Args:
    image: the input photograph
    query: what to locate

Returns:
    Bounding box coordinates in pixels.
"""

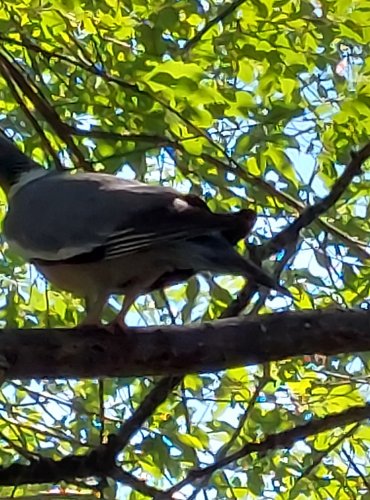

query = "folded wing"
[4,171,255,263]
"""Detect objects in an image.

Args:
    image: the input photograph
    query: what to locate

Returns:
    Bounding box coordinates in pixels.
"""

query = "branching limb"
[225,142,370,317]
[110,466,164,497]
[187,370,270,500]
[0,376,181,493]
[261,143,370,260]
[162,405,370,498]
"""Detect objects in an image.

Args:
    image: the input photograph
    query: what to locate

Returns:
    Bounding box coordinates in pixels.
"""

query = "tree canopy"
[0,0,370,498]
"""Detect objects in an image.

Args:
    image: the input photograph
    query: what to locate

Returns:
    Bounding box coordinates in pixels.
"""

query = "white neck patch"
[8,169,50,199]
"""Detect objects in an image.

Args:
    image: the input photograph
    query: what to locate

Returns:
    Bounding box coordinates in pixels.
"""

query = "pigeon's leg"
[102,292,138,333]
[110,292,137,332]
[111,269,172,331]
[82,293,126,335]
[81,293,108,326]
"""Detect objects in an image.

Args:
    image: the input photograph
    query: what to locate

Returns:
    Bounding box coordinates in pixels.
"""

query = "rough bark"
[1,309,369,379]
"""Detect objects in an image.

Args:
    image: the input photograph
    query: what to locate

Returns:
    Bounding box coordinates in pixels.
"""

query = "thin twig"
[183,0,246,53]
[342,447,370,491]
[0,50,91,171]
[261,144,370,260]
[187,371,270,500]
[296,424,359,482]
[0,61,63,170]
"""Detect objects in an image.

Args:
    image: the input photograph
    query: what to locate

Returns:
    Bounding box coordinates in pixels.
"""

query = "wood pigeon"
[0,133,290,326]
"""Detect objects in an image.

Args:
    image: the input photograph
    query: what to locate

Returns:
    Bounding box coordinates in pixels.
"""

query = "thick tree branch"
[0,310,369,379]
[110,466,163,497]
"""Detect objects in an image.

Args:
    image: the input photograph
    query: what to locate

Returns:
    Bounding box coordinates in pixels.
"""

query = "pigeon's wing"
[4,171,252,262]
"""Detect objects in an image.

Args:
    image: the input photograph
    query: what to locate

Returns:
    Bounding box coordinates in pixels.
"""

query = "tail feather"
[186,235,291,297]
[239,257,292,297]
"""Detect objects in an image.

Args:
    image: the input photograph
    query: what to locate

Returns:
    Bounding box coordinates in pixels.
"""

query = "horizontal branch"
[1,309,370,379]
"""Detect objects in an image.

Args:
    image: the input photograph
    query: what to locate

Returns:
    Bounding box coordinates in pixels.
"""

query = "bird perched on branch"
[0,133,290,327]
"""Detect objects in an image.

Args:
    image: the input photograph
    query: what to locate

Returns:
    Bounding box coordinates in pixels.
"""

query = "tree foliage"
[0,0,370,498]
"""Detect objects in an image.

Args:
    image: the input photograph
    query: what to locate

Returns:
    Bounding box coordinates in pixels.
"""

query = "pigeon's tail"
[186,234,291,297]
[235,254,291,297]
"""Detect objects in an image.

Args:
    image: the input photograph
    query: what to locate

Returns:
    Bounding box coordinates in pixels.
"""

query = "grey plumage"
[0,133,290,326]
[5,172,247,260]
